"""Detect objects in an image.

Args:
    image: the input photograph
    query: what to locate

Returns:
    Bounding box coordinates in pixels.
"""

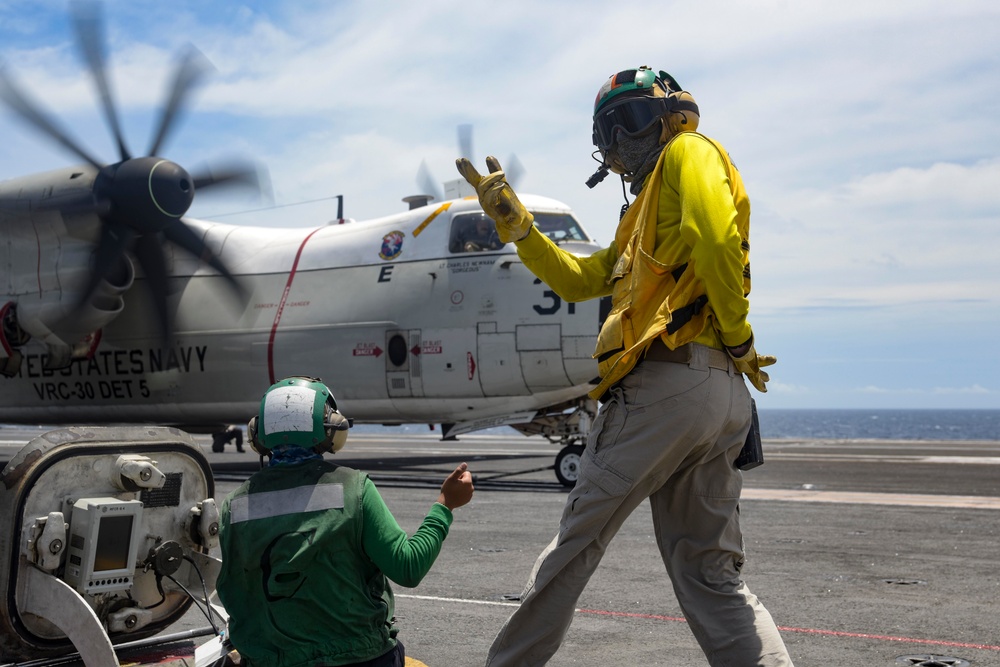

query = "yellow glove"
[456,156,534,243]
[726,336,777,393]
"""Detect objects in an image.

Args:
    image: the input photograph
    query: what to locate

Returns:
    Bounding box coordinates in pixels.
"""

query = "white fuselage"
[0,189,603,427]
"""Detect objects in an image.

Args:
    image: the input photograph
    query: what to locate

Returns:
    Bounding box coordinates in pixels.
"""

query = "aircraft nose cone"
[148,159,195,218]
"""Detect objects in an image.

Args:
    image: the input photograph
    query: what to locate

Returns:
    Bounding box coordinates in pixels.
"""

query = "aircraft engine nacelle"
[12,254,135,368]
[0,427,218,664]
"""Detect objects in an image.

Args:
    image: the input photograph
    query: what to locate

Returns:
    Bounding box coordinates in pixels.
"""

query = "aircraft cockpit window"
[450,211,589,252]
[450,212,505,253]
[533,213,590,244]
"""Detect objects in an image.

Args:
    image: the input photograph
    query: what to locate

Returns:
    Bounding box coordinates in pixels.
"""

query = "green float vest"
[217,461,396,667]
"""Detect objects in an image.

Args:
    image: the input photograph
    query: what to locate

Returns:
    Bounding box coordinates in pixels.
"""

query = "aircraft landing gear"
[554,444,584,487]
[507,397,597,488]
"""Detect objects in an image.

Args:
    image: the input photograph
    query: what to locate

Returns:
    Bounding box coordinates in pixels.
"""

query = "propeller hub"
[148,159,195,217]
[99,157,195,233]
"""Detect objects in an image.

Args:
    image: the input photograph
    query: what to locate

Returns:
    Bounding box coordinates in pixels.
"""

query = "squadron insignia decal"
[379,231,405,260]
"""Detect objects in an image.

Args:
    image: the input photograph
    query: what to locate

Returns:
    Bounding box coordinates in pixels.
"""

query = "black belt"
[642,339,731,371]
[599,340,733,402]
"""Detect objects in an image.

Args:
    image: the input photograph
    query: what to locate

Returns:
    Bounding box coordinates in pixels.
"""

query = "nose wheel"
[554,444,584,487]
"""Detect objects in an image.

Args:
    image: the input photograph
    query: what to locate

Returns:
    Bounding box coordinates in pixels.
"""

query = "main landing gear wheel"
[554,444,584,487]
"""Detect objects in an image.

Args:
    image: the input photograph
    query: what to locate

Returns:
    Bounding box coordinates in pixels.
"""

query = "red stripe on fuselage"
[267,227,323,384]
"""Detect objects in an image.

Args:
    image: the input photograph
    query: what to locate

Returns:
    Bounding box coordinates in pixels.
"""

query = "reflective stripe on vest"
[229,483,345,524]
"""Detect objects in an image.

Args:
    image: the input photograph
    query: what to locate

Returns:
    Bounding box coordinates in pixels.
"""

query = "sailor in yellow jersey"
[458,66,793,666]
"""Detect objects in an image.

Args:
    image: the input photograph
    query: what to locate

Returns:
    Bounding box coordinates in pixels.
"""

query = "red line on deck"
[577,608,1000,651]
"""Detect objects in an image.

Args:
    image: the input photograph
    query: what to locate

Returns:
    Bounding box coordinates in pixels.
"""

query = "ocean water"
[4,410,997,442]
[352,409,1000,442]
[757,409,1000,441]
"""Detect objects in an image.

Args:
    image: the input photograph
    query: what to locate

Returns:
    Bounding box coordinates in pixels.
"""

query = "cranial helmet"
[592,66,700,155]
[247,376,352,457]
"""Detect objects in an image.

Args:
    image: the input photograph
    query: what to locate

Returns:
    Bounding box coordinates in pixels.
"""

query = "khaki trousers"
[486,346,794,666]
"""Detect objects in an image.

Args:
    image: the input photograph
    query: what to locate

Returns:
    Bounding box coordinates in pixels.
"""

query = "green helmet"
[251,376,350,454]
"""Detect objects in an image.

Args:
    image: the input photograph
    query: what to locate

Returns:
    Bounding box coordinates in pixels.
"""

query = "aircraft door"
[477,322,529,397]
[419,327,484,398]
[516,323,573,391]
[385,329,423,398]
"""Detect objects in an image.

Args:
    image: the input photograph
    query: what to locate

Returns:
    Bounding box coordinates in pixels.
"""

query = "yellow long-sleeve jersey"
[515,132,754,398]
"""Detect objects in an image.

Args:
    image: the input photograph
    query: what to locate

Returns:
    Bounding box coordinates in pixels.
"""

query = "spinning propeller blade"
[0,65,103,168]
[147,45,213,157]
[163,219,244,299]
[458,123,474,162]
[0,1,263,355]
[416,159,445,203]
[505,152,525,190]
[133,234,172,351]
[436,123,526,192]
[191,161,263,193]
[72,0,131,161]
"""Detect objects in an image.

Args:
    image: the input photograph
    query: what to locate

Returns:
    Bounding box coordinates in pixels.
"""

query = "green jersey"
[217,460,452,667]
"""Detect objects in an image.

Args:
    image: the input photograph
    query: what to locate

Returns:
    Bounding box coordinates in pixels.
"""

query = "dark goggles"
[592,96,671,150]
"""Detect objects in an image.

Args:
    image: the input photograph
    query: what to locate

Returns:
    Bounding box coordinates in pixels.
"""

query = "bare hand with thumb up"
[438,462,475,510]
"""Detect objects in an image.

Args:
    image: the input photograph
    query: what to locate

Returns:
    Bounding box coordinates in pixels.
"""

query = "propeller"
[458,123,524,188]
[457,123,474,167]
[504,153,525,191]
[417,123,524,197]
[0,0,261,356]
[416,159,445,204]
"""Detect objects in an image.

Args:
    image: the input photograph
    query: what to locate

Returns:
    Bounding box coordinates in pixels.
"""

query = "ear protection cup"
[247,415,269,456]
[326,408,350,453]
[660,91,700,141]
[314,400,351,454]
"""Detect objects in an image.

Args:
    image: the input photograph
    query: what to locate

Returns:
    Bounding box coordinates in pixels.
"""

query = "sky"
[0,0,997,410]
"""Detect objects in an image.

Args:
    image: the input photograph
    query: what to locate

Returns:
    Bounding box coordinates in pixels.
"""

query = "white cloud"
[843,161,1000,214]
[931,385,992,395]
[764,381,811,395]
[752,157,1000,318]
[854,385,993,396]
[1,0,998,408]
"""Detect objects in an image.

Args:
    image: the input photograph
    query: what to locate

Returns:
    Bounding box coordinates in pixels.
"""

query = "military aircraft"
[0,3,605,488]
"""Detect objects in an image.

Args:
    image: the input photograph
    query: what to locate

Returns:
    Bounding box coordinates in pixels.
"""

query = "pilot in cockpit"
[452,214,503,252]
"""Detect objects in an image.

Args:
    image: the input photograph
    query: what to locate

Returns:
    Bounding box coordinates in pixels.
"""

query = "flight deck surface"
[2,429,998,666]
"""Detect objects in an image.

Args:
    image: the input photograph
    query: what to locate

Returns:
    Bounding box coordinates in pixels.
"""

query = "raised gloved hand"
[726,336,777,393]
[456,156,534,243]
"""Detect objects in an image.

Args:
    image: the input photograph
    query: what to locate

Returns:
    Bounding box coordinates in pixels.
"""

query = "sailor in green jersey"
[216,377,475,667]
[458,67,792,666]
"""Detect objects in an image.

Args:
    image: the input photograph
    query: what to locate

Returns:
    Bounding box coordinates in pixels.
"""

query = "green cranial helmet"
[255,376,350,452]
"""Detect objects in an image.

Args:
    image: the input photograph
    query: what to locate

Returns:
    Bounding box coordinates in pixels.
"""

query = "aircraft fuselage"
[0,190,603,428]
